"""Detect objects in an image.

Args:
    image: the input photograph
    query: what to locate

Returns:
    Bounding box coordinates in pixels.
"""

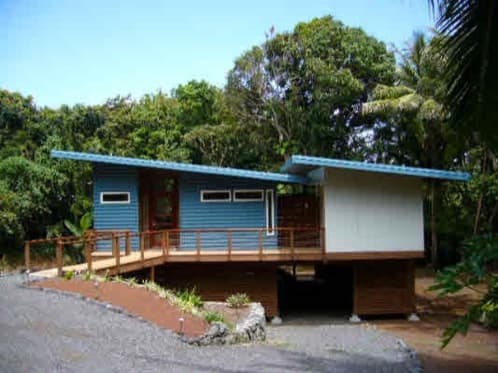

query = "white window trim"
[233,189,264,202]
[200,189,231,203]
[100,191,131,204]
[265,189,275,236]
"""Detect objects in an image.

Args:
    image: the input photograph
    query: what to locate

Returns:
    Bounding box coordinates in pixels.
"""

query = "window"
[200,190,231,202]
[233,189,264,202]
[100,192,130,204]
[265,189,275,235]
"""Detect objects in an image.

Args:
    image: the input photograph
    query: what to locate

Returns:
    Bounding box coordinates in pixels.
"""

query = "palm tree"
[430,0,498,149]
[363,34,453,268]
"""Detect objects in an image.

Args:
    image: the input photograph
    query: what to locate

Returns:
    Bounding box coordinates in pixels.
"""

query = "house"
[49,150,470,318]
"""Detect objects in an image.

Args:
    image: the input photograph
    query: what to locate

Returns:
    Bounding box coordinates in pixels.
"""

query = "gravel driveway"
[0,274,420,372]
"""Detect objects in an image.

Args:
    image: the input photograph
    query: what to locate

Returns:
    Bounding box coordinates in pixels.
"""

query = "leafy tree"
[0,157,67,249]
[226,16,396,168]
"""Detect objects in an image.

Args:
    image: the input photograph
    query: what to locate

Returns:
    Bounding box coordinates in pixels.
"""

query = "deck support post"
[150,266,155,282]
[56,240,63,277]
[125,232,131,256]
[24,242,30,271]
[320,227,326,262]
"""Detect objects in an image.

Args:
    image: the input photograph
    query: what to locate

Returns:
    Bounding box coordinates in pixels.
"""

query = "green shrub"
[203,310,226,324]
[63,270,75,280]
[176,287,203,311]
[430,234,498,347]
[226,293,250,308]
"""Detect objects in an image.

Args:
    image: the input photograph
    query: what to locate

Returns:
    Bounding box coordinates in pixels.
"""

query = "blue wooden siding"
[93,164,139,250]
[178,173,278,250]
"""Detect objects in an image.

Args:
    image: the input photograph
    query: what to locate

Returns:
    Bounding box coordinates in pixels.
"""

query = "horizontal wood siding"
[178,173,278,249]
[93,164,139,250]
[353,260,415,315]
[155,263,279,317]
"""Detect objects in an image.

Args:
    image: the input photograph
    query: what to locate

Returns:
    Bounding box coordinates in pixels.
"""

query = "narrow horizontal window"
[100,192,130,204]
[233,189,264,202]
[200,190,231,202]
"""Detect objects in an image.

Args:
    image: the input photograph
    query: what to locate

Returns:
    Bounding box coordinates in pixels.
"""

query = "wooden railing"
[24,227,325,275]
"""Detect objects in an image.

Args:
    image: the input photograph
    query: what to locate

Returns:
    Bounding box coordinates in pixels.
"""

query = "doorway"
[141,172,178,247]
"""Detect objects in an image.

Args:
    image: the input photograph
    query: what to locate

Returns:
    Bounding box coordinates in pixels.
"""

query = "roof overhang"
[280,155,471,181]
[51,150,308,184]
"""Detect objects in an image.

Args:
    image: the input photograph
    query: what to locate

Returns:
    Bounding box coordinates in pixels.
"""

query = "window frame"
[100,191,131,205]
[200,189,232,203]
[265,189,275,236]
[233,189,264,202]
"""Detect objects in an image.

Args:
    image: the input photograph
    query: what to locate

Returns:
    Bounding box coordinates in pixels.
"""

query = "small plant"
[63,270,75,280]
[103,269,110,282]
[125,277,138,287]
[83,270,93,281]
[203,310,226,324]
[226,293,251,308]
[176,287,203,312]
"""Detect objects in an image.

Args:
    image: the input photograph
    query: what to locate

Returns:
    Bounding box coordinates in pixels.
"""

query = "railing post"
[290,229,295,261]
[111,233,116,258]
[125,231,131,256]
[114,235,120,273]
[196,230,201,261]
[258,229,263,261]
[165,231,170,260]
[140,234,145,262]
[161,231,166,256]
[56,239,63,277]
[320,227,326,261]
[85,240,92,272]
[24,242,30,271]
[227,231,232,261]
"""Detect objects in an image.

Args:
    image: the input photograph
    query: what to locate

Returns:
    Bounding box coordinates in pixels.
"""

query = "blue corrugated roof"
[51,150,308,184]
[280,155,471,181]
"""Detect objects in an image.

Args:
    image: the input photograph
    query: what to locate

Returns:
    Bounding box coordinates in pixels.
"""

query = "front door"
[148,177,178,247]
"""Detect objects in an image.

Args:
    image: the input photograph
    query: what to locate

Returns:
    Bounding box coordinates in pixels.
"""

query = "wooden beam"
[325,251,424,261]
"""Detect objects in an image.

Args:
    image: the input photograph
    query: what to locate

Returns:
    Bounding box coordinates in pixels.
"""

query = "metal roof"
[280,155,471,181]
[51,150,308,184]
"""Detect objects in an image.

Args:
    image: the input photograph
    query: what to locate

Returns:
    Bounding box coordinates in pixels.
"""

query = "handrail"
[24,226,325,274]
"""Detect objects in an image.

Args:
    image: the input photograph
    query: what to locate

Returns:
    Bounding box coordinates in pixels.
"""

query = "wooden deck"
[30,247,324,278]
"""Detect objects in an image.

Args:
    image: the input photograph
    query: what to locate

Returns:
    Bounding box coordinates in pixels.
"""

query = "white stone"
[407,313,420,322]
[271,316,282,325]
[349,314,362,323]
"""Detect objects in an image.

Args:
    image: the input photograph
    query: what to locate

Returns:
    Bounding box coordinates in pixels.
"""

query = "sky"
[1,0,431,108]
